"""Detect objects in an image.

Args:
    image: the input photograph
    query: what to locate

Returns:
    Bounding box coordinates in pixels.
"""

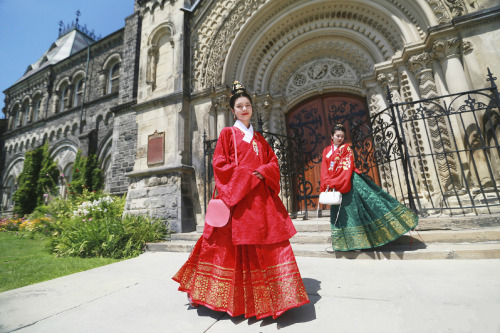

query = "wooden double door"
[285,94,378,211]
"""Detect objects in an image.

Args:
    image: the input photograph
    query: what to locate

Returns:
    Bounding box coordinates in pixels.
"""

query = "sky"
[0,0,136,119]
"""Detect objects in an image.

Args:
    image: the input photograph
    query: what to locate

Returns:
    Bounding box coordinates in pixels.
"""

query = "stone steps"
[146,214,500,260]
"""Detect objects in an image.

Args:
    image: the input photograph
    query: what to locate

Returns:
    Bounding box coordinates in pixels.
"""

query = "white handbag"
[318,187,342,205]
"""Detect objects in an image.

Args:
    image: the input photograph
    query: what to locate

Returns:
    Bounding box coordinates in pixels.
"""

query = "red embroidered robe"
[203,126,297,244]
[320,143,361,193]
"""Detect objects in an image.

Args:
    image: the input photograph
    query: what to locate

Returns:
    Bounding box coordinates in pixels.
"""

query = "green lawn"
[0,232,122,293]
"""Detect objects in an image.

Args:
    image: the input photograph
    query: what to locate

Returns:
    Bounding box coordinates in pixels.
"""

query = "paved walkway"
[1,252,499,333]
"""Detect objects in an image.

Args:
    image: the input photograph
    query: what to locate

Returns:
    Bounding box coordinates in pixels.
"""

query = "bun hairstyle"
[229,81,252,109]
[331,123,346,135]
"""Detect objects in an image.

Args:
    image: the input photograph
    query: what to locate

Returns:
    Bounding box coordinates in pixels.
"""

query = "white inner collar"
[234,120,254,143]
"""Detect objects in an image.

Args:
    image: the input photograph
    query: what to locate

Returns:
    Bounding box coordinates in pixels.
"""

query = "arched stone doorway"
[286,93,378,211]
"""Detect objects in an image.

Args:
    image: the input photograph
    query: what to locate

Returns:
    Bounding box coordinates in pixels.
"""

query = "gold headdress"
[230,81,247,97]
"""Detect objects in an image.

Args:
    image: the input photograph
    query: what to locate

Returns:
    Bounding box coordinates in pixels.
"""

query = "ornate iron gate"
[203,70,500,218]
[351,69,500,216]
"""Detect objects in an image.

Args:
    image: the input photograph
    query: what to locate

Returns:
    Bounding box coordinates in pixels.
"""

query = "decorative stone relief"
[444,0,468,17]
[191,0,416,91]
[286,59,358,97]
[408,51,462,198]
[426,0,452,23]
[146,45,159,90]
[432,37,462,61]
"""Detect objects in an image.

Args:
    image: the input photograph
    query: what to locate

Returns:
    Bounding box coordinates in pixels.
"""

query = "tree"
[13,143,59,215]
[70,150,103,194]
[37,143,60,206]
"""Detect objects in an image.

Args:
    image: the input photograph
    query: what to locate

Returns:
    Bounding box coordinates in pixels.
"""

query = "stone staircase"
[145,214,500,260]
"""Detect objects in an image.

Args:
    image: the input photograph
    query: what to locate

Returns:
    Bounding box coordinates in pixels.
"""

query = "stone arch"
[31,90,43,122]
[104,111,113,126]
[2,156,24,211]
[192,0,434,91]
[55,76,72,113]
[72,70,86,107]
[146,22,176,92]
[102,53,122,95]
[50,141,78,196]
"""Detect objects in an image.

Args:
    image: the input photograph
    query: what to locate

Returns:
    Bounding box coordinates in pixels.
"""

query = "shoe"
[187,294,199,308]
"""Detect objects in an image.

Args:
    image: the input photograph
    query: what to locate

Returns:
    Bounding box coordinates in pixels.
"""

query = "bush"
[48,193,168,258]
[13,143,59,215]
[51,215,167,258]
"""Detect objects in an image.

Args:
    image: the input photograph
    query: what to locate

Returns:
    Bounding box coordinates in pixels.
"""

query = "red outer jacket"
[203,126,297,245]
[320,143,361,193]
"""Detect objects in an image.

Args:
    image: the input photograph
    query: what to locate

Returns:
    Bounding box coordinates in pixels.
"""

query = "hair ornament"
[231,80,247,97]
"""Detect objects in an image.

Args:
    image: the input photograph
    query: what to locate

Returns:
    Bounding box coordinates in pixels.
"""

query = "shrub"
[48,193,168,258]
[70,151,103,194]
[13,143,59,215]
[51,215,167,259]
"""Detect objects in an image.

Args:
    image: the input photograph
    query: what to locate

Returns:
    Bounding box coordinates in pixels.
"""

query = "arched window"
[60,85,69,113]
[108,62,120,94]
[23,101,30,125]
[12,105,20,130]
[3,176,16,210]
[73,78,84,107]
[33,97,41,122]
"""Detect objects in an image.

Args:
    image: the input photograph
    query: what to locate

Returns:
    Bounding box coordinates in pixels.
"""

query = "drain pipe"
[79,45,90,134]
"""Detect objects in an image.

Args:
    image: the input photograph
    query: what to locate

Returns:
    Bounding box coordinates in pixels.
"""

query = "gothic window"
[12,105,20,130]
[23,101,30,125]
[60,85,69,113]
[74,78,84,107]
[33,97,41,122]
[108,62,120,94]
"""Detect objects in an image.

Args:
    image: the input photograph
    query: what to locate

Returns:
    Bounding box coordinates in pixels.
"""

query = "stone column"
[433,37,493,187]
[408,51,462,202]
[215,94,228,137]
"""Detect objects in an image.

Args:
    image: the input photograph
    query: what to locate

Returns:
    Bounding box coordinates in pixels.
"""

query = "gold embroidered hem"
[330,173,419,251]
[173,236,310,319]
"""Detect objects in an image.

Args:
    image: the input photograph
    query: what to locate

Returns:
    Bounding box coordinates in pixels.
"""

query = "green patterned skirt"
[329,173,418,251]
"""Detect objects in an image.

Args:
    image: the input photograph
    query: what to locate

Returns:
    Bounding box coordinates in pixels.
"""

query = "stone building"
[2,0,500,232]
[1,13,141,212]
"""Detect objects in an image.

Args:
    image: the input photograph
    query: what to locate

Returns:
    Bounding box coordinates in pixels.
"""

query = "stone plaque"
[147,130,165,166]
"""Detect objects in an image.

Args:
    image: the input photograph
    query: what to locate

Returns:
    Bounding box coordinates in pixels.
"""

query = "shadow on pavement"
[187,278,322,329]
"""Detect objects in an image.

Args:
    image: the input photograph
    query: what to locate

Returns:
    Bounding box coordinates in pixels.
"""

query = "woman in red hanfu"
[173,81,309,319]
[320,124,418,251]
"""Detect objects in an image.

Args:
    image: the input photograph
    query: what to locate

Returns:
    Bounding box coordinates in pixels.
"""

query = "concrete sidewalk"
[1,252,499,333]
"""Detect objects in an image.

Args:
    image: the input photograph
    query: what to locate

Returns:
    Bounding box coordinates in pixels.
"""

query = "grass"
[0,232,122,293]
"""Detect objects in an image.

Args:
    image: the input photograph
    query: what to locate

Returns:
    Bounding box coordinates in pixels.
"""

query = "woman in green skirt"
[320,124,418,251]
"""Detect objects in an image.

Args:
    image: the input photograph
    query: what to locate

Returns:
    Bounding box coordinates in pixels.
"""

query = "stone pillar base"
[124,164,196,233]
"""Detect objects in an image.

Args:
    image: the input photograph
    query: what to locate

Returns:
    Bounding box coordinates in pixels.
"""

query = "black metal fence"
[203,69,500,218]
[352,69,500,215]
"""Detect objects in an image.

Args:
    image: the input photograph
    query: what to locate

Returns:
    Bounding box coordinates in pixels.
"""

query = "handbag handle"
[213,127,239,199]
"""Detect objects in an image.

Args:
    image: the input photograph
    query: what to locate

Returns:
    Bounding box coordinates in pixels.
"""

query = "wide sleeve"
[320,147,331,192]
[213,128,261,207]
[328,145,355,193]
[255,136,281,194]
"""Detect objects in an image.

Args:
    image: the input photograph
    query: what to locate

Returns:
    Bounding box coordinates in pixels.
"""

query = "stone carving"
[444,0,468,17]
[192,0,413,90]
[426,0,452,23]
[146,45,159,90]
[286,59,359,101]
[432,37,462,61]
[408,52,462,198]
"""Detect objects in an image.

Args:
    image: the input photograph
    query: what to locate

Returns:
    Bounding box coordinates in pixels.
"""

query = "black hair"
[229,81,253,109]
[331,124,346,136]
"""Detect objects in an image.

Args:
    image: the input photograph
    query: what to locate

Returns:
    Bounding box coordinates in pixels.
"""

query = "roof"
[15,29,95,84]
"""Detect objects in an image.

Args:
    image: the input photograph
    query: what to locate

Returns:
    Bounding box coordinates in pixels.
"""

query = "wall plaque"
[147,130,165,166]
